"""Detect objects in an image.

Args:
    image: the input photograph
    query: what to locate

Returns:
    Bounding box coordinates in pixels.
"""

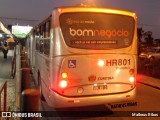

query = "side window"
[42,24,46,38]
[45,21,50,38]
[35,28,40,37]
[40,26,43,37]
[36,39,39,51]
[29,41,30,48]
[44,39,50,55]
[39,40,44,53]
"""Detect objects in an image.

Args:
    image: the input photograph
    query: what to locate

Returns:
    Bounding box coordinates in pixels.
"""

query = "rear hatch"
[58,54,136,97]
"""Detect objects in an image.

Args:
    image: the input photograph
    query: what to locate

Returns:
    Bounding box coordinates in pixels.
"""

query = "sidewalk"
[138,74,160,89]
[138,58,160,89]
[0,78,15,111]
[0,50,16,111]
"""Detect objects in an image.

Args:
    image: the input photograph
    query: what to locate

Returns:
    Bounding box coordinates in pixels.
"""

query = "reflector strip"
[68,100,80,103]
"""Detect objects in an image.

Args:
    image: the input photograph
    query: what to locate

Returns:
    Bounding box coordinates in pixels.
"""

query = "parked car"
[139,47,160,60]
[147,47,160,61]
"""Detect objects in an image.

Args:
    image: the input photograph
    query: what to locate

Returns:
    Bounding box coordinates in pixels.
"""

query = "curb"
[138,81,160,90]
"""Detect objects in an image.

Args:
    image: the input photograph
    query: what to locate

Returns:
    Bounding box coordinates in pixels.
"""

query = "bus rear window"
[60,12,135,50]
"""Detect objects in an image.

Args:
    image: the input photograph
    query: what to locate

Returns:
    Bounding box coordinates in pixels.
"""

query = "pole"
[21,89,40,120]
[21,68,30,92]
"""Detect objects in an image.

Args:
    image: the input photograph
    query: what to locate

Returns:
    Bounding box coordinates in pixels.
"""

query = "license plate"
[93,85,107,90]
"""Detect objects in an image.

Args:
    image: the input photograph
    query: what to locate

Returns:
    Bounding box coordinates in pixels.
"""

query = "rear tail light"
[59,80,68,88]
[129,76,135,83]
[59,72,68,88]
[62,72,68,79]
[129,69,135,83]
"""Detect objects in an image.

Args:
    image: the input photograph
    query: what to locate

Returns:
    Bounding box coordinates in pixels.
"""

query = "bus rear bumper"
[48,87,136,108]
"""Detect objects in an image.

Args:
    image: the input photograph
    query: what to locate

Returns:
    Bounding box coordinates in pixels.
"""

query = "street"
[39,81,160,120]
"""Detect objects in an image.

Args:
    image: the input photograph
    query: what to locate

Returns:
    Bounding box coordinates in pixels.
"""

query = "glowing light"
[60,80,67,88]
[58,9,62,12]
[98,60,104,67]
[129,77,135,83]
[62,72,68,79]
[133,13,136,16]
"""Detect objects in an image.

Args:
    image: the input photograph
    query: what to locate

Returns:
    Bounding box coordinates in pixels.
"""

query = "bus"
[25,5,137,108]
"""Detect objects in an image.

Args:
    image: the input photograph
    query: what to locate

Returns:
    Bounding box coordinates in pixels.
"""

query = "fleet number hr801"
[106,59,131,66]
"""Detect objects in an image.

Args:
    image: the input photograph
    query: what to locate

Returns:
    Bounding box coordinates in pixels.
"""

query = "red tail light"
[59,80,68,88]
[129,76,135,83]
[59,72,68,88]
[129,69,135,83]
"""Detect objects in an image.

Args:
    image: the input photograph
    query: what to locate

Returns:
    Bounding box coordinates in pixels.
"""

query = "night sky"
[0,0,160,38]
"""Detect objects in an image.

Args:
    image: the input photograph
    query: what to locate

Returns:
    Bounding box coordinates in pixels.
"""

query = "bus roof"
[54,4,136,16]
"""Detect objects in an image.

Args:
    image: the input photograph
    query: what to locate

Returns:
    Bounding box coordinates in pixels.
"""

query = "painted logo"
[88,75,96,82]
[68,60,76,68]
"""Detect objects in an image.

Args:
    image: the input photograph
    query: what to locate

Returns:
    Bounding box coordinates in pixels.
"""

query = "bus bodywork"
[26,6,137,108]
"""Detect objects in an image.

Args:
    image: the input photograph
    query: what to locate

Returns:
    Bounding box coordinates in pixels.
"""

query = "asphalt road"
[38,81,160,120]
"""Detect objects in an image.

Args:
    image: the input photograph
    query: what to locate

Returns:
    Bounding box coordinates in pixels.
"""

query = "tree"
[137,27,145,55]
[137,27,144,43]
[144,31,154,47]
